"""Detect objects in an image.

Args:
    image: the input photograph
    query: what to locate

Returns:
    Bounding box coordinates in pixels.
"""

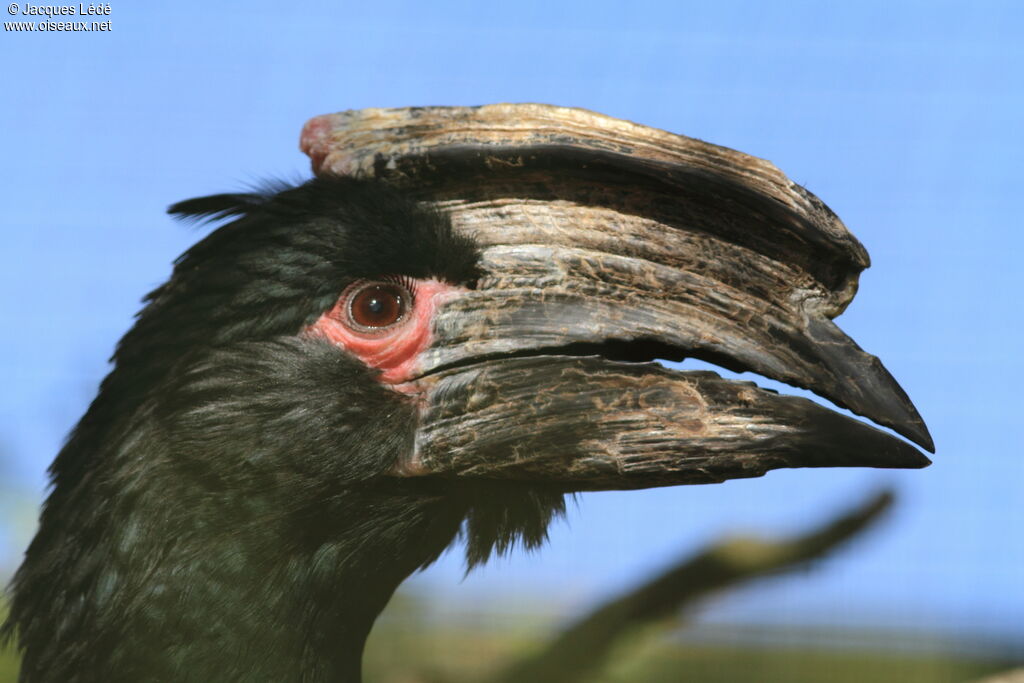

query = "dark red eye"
[346,282,410,330]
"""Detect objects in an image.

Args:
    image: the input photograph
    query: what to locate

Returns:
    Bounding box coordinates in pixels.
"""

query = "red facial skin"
[306,278,464,386]
[298,115,333,173]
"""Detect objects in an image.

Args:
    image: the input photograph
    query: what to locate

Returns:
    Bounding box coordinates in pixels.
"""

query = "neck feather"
[11,482,463,682]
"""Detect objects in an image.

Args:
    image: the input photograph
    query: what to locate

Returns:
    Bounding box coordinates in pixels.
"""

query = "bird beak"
[403,352,928,490]
[302,104,933,491]
[394,235,931,490]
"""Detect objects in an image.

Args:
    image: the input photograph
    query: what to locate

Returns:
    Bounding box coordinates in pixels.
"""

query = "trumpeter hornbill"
[4,105,933,682]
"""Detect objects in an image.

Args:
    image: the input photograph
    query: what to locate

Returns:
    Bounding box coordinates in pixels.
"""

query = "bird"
[3,105,933,682]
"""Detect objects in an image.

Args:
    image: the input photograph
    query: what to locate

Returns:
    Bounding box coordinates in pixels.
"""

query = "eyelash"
[380,275,418,304]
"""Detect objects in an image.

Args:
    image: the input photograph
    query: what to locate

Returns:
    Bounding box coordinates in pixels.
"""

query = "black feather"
[4,176,565,683]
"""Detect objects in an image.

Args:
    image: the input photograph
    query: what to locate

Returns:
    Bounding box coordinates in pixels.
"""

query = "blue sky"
[2,1,1022,643]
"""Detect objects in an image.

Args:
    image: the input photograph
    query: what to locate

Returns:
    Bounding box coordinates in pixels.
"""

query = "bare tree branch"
[488,489,895,683]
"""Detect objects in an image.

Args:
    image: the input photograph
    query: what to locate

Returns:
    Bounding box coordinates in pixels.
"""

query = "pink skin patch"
[305,278,464,386]
[299,115,335,173]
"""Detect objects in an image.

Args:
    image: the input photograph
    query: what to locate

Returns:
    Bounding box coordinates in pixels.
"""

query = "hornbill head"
[5,105,931,682]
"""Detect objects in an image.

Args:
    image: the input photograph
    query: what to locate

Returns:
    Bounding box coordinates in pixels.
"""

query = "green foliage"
[598,642,1004,683]
[0,649,17,683]
[0,594,1012,683]
[363,597,1013,683]
[0,605,19,683]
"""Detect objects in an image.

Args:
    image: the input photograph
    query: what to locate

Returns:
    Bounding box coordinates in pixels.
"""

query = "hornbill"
[3,105,933,682]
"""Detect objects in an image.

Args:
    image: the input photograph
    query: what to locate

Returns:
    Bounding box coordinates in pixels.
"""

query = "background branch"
[487,489,895,683]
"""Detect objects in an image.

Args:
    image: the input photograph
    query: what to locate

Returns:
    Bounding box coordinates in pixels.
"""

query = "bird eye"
[346,281,411,331]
